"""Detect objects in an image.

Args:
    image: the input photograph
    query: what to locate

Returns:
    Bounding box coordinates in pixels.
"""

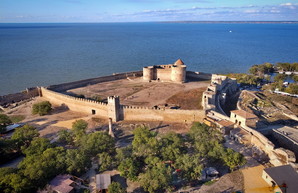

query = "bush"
[108,182,126,193]
[32,101,52,116]
[0,114,12,132]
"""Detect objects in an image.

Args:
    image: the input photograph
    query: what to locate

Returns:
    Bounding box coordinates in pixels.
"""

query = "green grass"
[203,180,217,186]
[9,115,25,123]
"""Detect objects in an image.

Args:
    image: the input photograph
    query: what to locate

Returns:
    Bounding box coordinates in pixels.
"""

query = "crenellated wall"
[121,105,205,123]
[41,87,108,117]
[40,87,206,123]
[49,71,143,92]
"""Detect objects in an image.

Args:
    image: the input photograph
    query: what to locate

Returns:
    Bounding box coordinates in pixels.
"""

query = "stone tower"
[107,96,120,122]
[171,59,186,83]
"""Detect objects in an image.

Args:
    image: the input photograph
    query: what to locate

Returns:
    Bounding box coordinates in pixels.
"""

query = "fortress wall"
[0,87,39,106]
[155,67,172,81]
[41,87,108,117]
[272,129,298,159]
[49,71,143,92]
[122,106,205,123]
[186,71,212,80]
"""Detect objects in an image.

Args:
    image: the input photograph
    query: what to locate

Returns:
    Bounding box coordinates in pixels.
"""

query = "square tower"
[108,96,120,122]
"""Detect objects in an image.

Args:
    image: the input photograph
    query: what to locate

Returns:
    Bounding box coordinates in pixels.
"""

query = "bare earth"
[66,77,209,109]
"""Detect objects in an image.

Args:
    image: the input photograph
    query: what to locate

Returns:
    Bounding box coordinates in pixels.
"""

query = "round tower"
[143,66,154,82]
[171,59,186,83]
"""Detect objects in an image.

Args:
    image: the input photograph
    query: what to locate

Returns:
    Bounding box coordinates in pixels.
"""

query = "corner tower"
[171,59,186,83]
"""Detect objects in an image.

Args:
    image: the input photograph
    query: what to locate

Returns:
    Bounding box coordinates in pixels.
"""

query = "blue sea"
[0,23,298,95]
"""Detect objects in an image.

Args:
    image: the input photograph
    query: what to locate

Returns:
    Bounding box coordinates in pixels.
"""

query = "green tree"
[174,154,203,181]
[222,148,246,171]
[1,172,32,193]
[108,182,126,193]
[160,132,185,161]
[274,74,287,82]
[65,149,91,176]
[285,83,298,94]
[118,157,141,181]
[57,129,74,144]
[32,101,52,116]
[80,131,115,157]
[115,146,133,166]
[19,147,66,185]
[11,125,39,148]
[22,137,53,156]
[138,163,173,193]
[72,119,88,140]
[0,114,12,133]
[98,152,115,172]
[293,75,298,82]
[132,126,159,157]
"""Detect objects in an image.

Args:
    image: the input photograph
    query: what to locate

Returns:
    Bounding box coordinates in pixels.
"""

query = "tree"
[65,149,91,176]
[57,129,74,144]
[138,163,173,193]
[80,131,115,157]
[222,148,246,171]
[132,126,159,157]
[118,157,141,181]
[72,119,88,140]
[174,154,203,181]
[108,182,126,193]
[98,152,115,172]
[115,146,133,166]
[11,125,39,148]
[0,114,12,133]
[293,75,298,82]
[285,83,298,94]
[19,147,66,186]
[274,74,287,82]
[32,101,52,116]
[160,132,185,161]
[22,137,53,156]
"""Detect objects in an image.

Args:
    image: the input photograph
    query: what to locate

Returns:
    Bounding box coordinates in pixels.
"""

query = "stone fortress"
[1,58,297,169]
[143,59,186,83]
[39,59,209,123]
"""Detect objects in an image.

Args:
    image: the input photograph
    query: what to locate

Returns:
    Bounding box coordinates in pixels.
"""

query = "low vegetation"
[0,114,12,133]
[32,101,52,116]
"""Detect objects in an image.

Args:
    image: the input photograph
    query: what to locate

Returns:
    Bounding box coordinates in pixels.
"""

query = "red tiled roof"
[174,59,184,65]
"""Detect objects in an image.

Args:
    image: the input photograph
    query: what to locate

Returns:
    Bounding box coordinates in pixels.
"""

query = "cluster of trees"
[1,120,246,193]
[249,63,274,76]
[226,73,263,86]
[32,101,52,116]
[0,120,116,193]
[115,123,246,193]
[276,62,298,72]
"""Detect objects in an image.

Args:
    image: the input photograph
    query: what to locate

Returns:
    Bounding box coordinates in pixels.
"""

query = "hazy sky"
[1,0,298,22]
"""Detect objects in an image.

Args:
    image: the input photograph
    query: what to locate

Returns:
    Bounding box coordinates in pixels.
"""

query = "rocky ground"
[239,90,298,126]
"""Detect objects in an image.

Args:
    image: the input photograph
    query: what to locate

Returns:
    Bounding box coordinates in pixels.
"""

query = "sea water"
[0,22,297,95]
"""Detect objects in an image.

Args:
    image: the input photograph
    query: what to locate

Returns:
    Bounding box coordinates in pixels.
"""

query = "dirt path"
[195,170,244,193]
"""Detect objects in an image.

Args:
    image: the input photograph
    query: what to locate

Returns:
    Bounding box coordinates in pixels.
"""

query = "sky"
[1,0,298,22]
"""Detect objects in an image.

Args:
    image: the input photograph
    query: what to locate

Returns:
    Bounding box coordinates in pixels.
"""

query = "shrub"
[32,101,52,116]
